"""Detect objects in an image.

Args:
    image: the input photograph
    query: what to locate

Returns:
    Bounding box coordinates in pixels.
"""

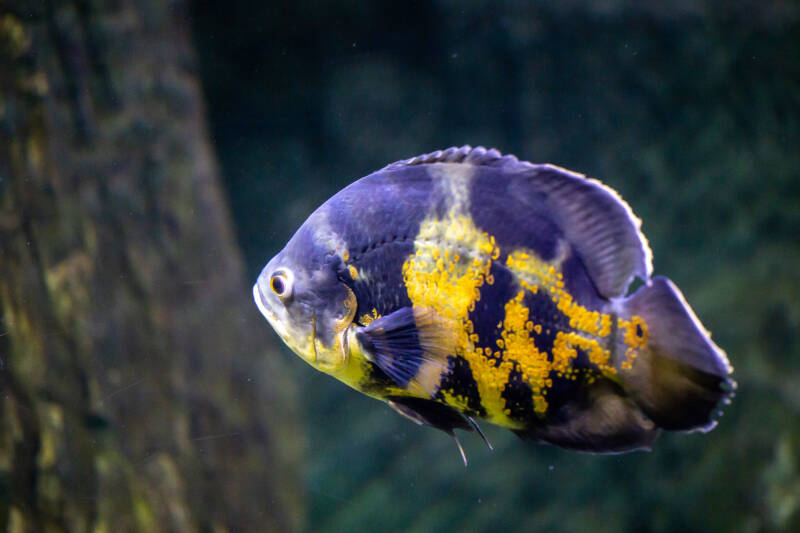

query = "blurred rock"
[0,1,303,531]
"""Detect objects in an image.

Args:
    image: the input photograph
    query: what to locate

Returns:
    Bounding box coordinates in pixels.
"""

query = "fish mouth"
[253,283,274,321]
[253,281,317,361]
[253,282,286,340]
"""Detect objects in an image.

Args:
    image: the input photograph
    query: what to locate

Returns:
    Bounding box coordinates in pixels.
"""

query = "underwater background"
[1,1,798,532]
[194,2,799,531]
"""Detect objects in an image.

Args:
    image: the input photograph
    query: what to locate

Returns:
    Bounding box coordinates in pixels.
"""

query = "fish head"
[253,233,357,372]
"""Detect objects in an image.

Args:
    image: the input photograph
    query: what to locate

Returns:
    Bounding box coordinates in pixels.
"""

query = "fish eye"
[269,270,293,300]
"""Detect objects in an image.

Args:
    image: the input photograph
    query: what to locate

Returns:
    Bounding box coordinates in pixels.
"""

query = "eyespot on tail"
[617,276,735,432]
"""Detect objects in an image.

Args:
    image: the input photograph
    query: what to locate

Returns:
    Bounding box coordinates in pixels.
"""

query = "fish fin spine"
[381,145,517,171]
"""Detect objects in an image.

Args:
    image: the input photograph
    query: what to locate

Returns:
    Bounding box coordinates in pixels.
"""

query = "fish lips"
[253,281,289,339]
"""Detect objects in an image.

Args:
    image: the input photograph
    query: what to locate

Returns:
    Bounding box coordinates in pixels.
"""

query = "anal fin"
[515,380,660,453]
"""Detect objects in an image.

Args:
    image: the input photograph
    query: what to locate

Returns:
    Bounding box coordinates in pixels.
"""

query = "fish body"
[253,146,734,454]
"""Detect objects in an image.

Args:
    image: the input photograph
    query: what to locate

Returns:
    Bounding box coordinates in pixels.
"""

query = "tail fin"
[616,276,735,432]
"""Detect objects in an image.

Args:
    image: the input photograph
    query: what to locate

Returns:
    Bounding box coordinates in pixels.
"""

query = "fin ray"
[516,164,652,298]
[617,276,735,431]
[467,417,493,451]
[356,307,454,395]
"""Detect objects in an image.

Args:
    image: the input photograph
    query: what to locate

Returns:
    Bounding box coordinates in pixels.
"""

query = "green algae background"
[193,1,799,532]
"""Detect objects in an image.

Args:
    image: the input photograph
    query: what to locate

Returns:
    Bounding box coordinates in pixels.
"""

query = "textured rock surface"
[0,1,303,531]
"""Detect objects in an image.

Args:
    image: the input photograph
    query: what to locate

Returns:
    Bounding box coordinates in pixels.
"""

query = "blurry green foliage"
[194,1,799,531]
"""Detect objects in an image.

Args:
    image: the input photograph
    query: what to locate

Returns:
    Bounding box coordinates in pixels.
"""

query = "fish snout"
[253,280,277,324]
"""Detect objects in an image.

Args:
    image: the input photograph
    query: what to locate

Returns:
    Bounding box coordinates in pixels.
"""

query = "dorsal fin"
[520,163,652,298]
[381,145,516,171]
[381,145,653,298]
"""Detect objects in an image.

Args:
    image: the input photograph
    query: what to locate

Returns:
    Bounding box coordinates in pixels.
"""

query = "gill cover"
[309,262,358,370]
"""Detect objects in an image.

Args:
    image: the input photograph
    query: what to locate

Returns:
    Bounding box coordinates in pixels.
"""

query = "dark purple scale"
[435,356,485,418]
[501,369,537,422]
[468,262,517,362]
[326,165,434,320]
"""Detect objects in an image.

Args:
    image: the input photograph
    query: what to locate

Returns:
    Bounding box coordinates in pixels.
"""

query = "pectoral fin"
[355,306,455,396]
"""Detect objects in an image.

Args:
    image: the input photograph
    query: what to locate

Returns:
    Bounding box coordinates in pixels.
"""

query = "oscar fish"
[253,146,735,462]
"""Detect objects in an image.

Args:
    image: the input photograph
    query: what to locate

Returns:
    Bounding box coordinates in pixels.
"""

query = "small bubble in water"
[547,465,554,471]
